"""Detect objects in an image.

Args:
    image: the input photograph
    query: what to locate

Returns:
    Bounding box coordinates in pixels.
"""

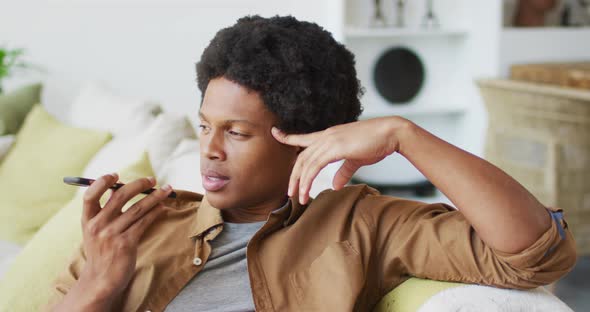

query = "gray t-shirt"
[164,220,265,312]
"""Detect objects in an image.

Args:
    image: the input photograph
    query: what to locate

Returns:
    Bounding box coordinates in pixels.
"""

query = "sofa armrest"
[374,278,573,312]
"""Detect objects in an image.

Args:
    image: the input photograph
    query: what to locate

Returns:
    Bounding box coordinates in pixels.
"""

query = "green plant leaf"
[0,47,39,82]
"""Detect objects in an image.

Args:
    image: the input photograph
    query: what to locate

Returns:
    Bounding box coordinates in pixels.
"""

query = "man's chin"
[204,191,233,210]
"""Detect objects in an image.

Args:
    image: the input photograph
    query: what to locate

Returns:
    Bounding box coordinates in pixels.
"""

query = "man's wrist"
[57,274,117,311]
[386,116,416,156]
[51,283,114,312]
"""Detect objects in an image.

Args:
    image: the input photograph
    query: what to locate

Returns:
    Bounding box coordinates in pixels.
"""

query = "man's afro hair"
[196,15,363,134]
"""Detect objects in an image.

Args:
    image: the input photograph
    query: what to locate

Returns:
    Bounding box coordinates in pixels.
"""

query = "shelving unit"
[340,1,480,125]
[344,26,468,38]
[359,103,468,119]
[338,0,503,203]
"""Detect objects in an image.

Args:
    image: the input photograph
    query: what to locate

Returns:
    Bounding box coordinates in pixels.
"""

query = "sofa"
[0,81,574,311]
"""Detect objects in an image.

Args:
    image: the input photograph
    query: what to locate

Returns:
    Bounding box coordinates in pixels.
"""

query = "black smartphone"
[63,176,177,198]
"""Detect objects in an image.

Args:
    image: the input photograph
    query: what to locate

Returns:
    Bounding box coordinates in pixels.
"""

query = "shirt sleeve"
[358,193,578,296]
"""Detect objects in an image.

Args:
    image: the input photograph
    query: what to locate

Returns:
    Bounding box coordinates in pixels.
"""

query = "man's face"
[198,77,298,211]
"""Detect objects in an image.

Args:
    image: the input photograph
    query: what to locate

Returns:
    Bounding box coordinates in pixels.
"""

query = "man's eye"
[198,125,209,133]
[228,130,245,137]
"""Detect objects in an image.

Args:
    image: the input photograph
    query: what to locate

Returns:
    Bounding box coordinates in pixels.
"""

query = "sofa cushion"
[0,105,111,244]
[372,277,571,312]
[415,282,572,312]
[0,135,15,164]
[81,112,196,188]
[373,278,461,312]
[68,81,161,137]
[0,240,22,281]
[0,152,155,311]
[157,138,203,193]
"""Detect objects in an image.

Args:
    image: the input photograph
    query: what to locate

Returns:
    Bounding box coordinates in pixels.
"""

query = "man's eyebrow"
[198,111,258,127]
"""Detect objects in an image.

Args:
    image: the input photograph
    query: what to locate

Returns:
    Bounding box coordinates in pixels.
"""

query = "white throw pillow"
[417,284,573,312]
[157,138,203,193]
[158,138,339,198]
[144,113,197,175]
[68,82,161,136]
[80,113,196,189]
[0,135,15,163]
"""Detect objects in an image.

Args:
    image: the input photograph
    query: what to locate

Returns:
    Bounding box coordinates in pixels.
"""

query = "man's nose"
[202,131,226,161]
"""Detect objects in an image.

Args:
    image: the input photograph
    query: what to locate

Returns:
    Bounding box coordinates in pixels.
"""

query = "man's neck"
[221,197,288,223]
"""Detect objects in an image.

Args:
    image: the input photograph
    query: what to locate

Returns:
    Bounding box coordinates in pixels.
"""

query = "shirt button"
[193,257,203,266]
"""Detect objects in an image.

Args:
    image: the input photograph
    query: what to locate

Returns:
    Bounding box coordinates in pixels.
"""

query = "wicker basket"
[477,78,590,255]
[510,62,590,90]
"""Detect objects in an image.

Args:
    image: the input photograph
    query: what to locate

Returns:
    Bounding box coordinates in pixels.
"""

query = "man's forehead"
[200,77,277,126]
[198,110,260,127]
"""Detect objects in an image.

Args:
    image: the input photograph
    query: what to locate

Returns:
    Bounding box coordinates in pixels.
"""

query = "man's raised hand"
[271,116,412,205]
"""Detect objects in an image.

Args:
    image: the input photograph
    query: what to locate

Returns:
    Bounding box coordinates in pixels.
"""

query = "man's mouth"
[201,170,230,192]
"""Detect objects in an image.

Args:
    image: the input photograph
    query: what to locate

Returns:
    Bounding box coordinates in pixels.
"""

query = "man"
[47,15,576,311]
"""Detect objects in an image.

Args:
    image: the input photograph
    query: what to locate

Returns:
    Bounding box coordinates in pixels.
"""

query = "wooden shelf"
[360,104,469,119]
[502,26,590,33]
[345,26,469,38]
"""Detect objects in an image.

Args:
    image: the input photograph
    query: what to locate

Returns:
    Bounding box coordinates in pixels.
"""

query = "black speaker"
[373,47,425,104]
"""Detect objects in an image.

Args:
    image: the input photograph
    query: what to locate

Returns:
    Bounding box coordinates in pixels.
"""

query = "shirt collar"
[188,194,312,238]
[188,196,223,238]
[283,196,308,226]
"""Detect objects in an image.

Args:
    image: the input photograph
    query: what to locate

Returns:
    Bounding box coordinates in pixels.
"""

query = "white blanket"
[418,284,573,312]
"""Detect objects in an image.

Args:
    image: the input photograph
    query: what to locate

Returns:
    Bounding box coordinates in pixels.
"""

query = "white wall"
[458,1,503,156]
[0,0,342,120]
[6,0,586,160]
[499,27,590,77]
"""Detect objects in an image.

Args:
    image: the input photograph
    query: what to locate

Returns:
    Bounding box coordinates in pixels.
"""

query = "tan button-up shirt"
[45,184,577,311]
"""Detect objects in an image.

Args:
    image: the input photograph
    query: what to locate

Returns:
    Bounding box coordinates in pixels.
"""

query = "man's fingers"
[108,185,173,234]
[299,164,321,205]
[82,173,119,225]
[288,147,311,197]
[299,145,333,204]
[271,127,321,147]
[123,203,167,244]
[332,160,361,190]
[100,177,157,222]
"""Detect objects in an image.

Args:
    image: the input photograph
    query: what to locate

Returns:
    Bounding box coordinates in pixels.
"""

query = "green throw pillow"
[373,278,462,312]
[0,105,111,244]
[0,83,42,135]
[0,152,156,312]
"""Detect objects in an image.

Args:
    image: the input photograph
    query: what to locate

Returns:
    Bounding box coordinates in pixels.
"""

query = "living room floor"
[555,255,590,311]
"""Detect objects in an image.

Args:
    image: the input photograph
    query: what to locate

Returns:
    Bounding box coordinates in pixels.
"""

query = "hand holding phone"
[64,176,177,198]
[51,174,173,310]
